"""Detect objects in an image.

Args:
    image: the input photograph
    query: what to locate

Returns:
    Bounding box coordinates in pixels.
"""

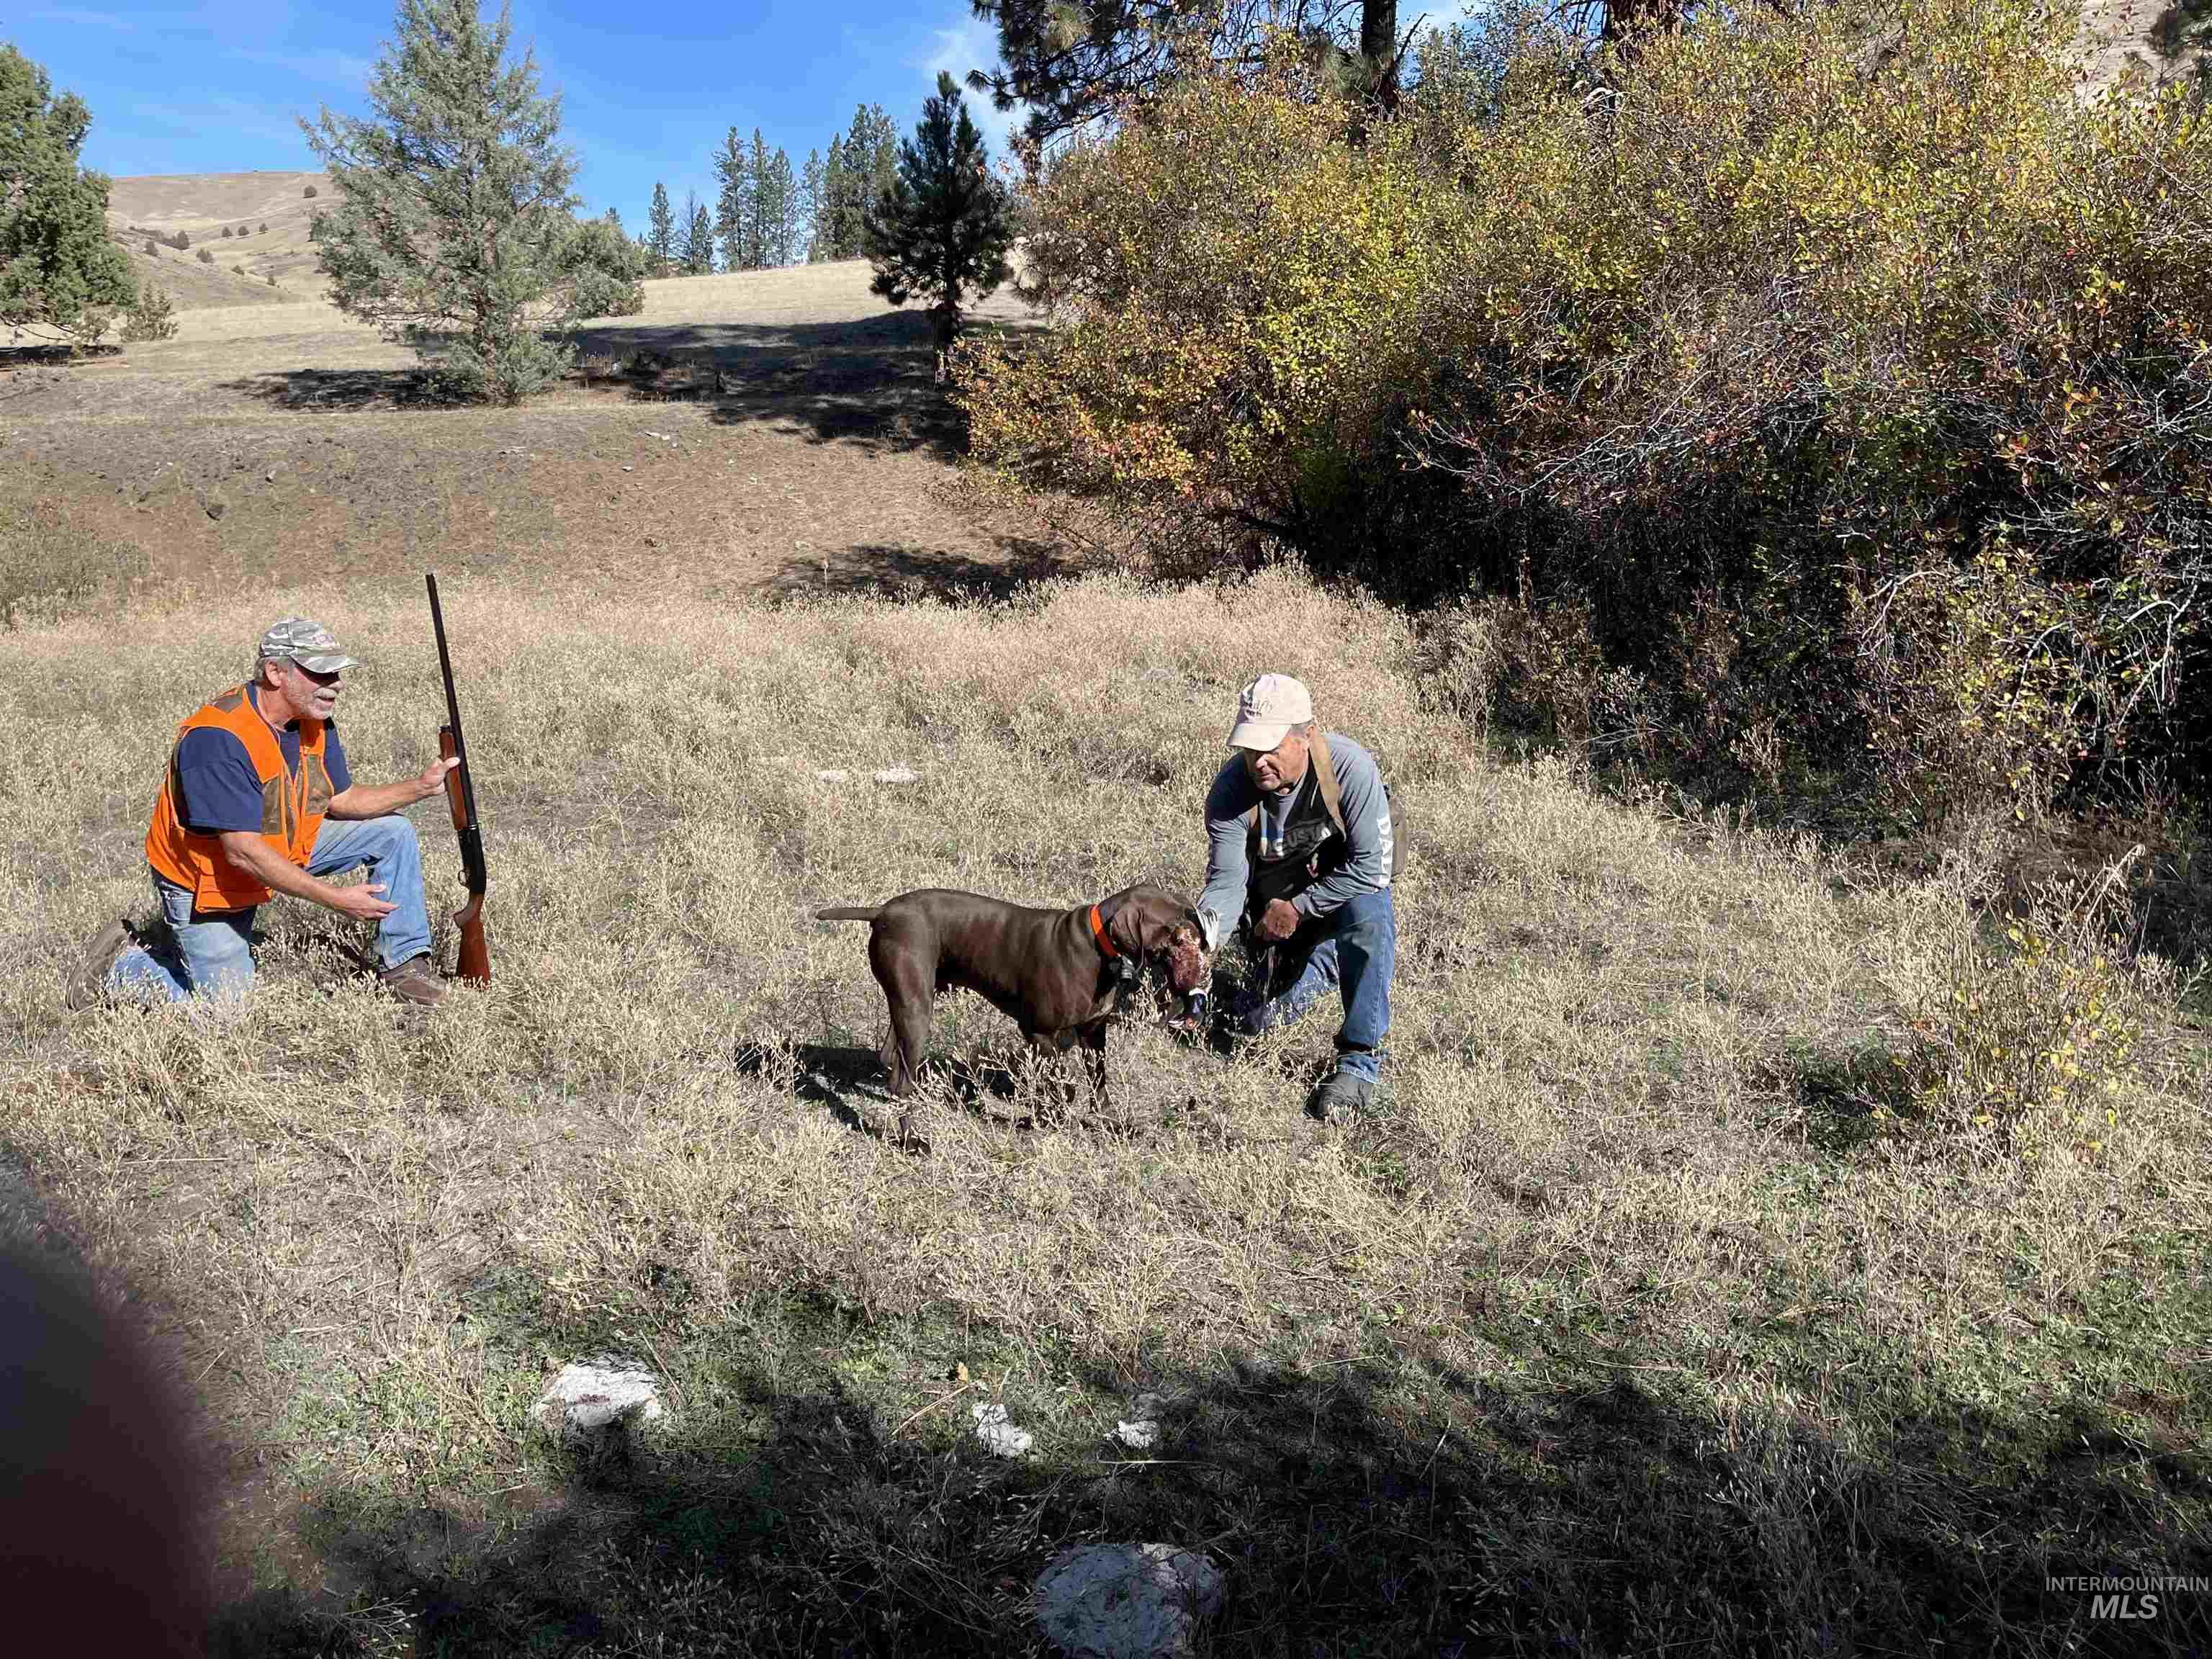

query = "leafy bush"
[1907,886,2149,1158]
[142,237,157,256]
[303,184,318,198]
[168,230,188,250]
[258,221,267,233]
[961,0,2212,824]
[195,247,213,264]
[220,225,232,238]
[120,280,177,342]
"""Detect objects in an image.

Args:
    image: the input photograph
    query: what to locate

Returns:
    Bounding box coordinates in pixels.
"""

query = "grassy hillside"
[3,572,2205,1655]
[107,170,333,304]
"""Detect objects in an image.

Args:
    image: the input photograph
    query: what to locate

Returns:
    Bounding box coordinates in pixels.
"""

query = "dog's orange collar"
[1088,904,1122,960]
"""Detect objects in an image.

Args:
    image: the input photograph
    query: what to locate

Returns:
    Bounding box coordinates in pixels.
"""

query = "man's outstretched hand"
[1256,899,1300,942]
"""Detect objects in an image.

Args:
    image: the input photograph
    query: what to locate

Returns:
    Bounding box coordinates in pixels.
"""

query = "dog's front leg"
[1079,1021,1110,1114]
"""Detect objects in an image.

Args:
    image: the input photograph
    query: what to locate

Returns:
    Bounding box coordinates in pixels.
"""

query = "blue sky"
[7,1,1022,230]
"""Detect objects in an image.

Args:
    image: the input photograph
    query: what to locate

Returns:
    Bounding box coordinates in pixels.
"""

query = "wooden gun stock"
[440,726,490,984]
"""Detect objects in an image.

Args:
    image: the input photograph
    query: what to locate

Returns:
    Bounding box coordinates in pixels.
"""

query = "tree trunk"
[1362,0,1400,114]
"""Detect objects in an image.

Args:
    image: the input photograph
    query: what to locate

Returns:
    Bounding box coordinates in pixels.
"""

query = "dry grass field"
[2,243,2208,1656]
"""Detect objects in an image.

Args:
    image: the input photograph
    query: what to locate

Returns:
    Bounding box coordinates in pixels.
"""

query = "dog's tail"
[814,907,881,922]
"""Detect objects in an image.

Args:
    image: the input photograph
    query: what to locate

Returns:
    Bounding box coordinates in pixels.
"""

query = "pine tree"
[743,129,773,271]
[817,136,848,261]
[799,148,824,263]
[300,0,642,403]
[863,72,1013,354]
[830,104,901,261]
[680,191,714,274]
[770,148,799,266]
[0,45,136,346]
[647,180,675,274]
[712,127,750,272]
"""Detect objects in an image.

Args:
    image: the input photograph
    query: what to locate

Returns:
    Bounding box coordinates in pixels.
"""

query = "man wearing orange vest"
[68,619,459,1008]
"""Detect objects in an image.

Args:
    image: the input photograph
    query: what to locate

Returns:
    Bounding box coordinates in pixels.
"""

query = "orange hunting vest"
[145,685,333,912]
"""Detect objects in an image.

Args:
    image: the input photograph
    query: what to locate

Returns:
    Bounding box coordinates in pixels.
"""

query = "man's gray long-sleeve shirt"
[1195,732,1393,950]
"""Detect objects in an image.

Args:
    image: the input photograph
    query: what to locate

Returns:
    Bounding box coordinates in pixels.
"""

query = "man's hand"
[415,754,460,801]
[1256,898,1300,942]
[329,881,397,923]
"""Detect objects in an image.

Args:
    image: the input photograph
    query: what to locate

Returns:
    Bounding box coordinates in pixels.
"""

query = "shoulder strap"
[1310,729,1346,835]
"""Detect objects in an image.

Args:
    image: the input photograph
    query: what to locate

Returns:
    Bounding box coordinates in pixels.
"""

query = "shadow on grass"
[734,1038,1160,1151]
[212,311,1040,462]
[765,534,1065,603]
[204,1282,2211,1658]
[576,310,1040,461]
[218,367,446,412]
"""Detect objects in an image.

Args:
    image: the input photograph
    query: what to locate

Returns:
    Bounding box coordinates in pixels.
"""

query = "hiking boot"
[1304,1066,1376,1125]
[376,953,446,1007]
[66,917,134,1011]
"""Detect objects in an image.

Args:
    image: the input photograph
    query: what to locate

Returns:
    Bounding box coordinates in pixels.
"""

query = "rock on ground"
[1035,1543,1223,1659]
[534,1358,665,1444]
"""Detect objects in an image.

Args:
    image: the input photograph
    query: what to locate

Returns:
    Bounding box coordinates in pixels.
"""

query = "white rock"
[1114,1394,1164,1451]
[872,766,920,785]
[814,768,850,783]
[534,1358,665,1444]
[971,1401,1033,1457]
[1035,1543,1223,1659]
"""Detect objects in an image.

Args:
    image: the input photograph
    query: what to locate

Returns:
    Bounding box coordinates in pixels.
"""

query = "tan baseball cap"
[1228,673,1313,752]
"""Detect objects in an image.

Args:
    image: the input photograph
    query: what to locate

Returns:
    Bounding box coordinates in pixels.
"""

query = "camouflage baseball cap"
[256,618,356,675]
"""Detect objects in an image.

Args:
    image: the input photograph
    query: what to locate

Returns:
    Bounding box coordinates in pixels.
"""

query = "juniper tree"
[863,72,1013,354]
[647,180,675,273]
[299,0,643,403]
[0,45,135,347]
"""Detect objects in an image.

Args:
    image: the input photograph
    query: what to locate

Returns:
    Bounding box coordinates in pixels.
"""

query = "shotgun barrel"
[426,572,489,983]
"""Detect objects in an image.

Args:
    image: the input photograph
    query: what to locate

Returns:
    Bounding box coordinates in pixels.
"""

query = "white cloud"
[920,10,1020,156]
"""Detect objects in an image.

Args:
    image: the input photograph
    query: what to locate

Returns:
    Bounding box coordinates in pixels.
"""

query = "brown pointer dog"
[816,884,1207,1132]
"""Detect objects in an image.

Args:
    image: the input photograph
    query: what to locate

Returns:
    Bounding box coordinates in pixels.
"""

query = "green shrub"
[1907,904,2146,1159]
[120,280,177,342]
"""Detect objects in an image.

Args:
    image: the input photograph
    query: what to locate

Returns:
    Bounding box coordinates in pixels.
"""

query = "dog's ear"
[1106,892,1164,956]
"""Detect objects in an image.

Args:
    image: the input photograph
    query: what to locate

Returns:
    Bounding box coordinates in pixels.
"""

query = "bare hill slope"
[106,170,332,303]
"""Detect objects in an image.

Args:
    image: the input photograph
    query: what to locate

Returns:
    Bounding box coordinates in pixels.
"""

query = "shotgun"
[426,572,490,984]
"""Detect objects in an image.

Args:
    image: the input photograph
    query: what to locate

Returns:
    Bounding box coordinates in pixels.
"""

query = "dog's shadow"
[733,1039,1146,1148]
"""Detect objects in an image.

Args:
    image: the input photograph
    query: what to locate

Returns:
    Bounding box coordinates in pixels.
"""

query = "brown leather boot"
[376,953,446,1007]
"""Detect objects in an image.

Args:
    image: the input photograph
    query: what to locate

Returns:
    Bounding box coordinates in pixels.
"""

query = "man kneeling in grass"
[1179,673,1401,1123]
[68,619,458,1009]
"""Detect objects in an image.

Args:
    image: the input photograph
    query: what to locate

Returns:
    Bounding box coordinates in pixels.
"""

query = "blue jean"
[108,816,434,1002]
[1242,886,1395,1082]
